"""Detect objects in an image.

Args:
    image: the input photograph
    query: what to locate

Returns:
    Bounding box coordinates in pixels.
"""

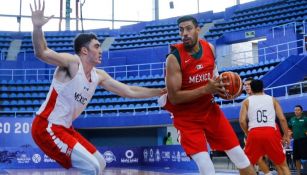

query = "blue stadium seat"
[263,67,269,72]
[1,79,8,84]
[39,92,46,97]
[251,69,257,74]
[27,107,34,112]
[257,68,263,73]
[269,66,274,70]
[17,99,25,105]
[239,71,246,76]
[24,92,31,97]
[142,103,149,108]
[3,107,10,111]
[120,104,127,109]
[91,98,98,103]
[25,100,32,105]
[2,100,9,105]
[1,93,8,98]
[33,99,40,105]
[0,86,8,91]
[10,86,17,91]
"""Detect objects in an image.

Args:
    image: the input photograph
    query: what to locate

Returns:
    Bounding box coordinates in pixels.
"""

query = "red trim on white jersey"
[39,88,58,119]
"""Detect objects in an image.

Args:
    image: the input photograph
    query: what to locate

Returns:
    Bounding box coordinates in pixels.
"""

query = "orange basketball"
[218,71,243,100]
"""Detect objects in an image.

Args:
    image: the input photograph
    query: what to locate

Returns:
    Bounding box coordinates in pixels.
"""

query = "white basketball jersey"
[36,58,99,128]
[247,94,276,130]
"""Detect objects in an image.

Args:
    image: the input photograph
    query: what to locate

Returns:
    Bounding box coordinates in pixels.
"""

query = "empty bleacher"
[20,30,110,52]
[205,0,307,40]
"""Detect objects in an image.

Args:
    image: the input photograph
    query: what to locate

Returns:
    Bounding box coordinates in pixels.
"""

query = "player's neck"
[191,42,200,54]
[186,41,200,55]
[253,92,264,95]
[295,115,302,118]
[80,57,94,82]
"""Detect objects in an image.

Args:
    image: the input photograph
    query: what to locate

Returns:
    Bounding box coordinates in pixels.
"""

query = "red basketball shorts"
[31,116,97,168]
[244,127,285,165]
[174,112,239,156]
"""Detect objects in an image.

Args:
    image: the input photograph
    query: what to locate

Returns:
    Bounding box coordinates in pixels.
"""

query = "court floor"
[0,167,239,175]
[0,167,299,175]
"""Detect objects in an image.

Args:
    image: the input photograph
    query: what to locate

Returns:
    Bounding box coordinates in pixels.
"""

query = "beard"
[183,38,197,51]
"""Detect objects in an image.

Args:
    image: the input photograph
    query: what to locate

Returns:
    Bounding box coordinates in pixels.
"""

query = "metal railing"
[272,22,297,38]
[217,38,305,69]
[2,38,304,77]
[0,62,166,81]
[218,80,307,107]
[0,50,27,61]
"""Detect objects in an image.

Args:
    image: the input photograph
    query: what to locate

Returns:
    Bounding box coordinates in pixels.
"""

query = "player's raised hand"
[30,0,54,27]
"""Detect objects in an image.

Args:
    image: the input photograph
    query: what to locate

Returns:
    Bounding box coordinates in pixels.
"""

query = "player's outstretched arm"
[97,69,166,98]
[30,0,75,67]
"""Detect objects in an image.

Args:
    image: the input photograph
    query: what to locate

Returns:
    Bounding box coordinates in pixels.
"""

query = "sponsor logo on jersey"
[196,64,204,70]
[83,86,89,91]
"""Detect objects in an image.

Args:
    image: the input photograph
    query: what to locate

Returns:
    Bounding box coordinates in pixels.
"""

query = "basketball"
[218,71,243,100]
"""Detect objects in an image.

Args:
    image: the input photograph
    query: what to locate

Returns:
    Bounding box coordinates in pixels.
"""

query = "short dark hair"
[177,15,198,27]
[244,77,254,82]
[295,105,303,111]
[250,79,263,93]
[74,33,98,54]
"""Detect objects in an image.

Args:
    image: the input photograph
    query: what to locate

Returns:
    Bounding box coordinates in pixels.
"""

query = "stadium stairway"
[101,37,115,51]
[262,55,307,88]
[6,39,22,61]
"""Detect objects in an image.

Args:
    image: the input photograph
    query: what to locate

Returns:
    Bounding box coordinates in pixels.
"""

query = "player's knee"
[225,145,251,169]
[93,151,106,172]
[99,157,106,171]
[191,152,215,175]
[93,159,102,175]
[78,160,100,175]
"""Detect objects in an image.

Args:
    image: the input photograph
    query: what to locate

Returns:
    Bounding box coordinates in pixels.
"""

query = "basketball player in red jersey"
[160,15,256,175]
[240,80,291,175]
[244,78,283,175]
[30,1,165,174]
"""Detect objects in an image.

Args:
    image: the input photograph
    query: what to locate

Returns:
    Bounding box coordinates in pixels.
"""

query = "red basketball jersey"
[164,39,220,117]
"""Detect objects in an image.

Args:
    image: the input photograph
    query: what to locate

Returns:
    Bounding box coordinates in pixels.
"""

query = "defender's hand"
[30,0,54,27]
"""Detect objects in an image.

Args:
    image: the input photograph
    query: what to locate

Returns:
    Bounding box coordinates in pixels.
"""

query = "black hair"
[250,79,263,93]
[74,33,98,54]
[295,105,303,111]
[177,15,198,27]
[244,77,254,82]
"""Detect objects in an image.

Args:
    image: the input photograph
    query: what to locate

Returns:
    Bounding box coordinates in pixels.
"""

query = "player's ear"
[80,47,88,55]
